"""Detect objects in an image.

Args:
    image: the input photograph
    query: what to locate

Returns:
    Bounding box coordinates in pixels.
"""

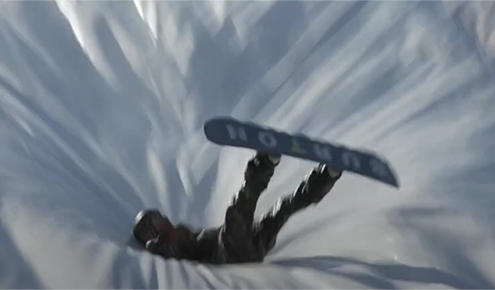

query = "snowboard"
[204,117,399,188]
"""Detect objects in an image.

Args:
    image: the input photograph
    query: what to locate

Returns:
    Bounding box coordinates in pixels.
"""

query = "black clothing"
[133,152,342,264]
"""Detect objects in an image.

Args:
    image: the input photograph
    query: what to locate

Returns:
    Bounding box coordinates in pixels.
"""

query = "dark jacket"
[153,225,221,263]
[153,224,271,264]
[149,188,314,265]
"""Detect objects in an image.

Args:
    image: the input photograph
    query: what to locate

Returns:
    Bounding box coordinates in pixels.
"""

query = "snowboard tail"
[204,117,399,188]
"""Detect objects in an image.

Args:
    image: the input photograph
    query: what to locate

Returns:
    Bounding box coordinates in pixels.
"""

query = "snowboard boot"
[244,151,281,193]
[293,163,342,207]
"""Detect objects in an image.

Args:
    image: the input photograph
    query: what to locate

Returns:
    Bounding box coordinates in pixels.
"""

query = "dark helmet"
[132,209,162,247]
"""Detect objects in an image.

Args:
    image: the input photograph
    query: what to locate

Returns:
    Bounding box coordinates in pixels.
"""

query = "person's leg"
[219,151,281,262]
[252,163,342,257]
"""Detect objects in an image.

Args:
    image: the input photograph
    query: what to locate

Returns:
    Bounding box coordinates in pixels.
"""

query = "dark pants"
[218,155,338,263]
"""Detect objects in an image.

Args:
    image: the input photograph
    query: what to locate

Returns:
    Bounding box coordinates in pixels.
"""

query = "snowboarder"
[132,151,343,264]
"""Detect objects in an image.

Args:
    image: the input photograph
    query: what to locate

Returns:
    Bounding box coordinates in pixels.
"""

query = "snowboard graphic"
[204,117,399,188]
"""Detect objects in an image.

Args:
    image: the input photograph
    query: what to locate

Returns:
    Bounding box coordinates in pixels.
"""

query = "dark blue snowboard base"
[204,117,399,188]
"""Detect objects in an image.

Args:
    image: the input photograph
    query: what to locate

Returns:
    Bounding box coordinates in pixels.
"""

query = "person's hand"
[145,236,161,253]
